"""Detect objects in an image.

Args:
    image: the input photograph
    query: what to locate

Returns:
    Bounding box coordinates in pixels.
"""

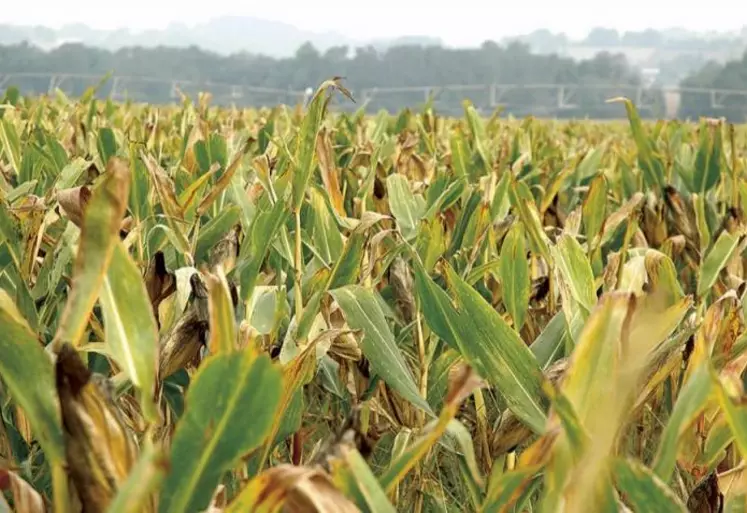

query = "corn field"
[0,78,746,512]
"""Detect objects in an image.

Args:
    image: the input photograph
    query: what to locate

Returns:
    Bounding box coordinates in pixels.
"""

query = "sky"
[1,2,745,47]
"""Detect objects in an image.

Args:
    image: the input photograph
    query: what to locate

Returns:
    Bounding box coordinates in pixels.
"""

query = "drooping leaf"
[226,464,359,513]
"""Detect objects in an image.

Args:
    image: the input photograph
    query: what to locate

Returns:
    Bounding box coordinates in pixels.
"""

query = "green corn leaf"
[330,285,433,415]
[652,364,713,481]
[613,458,687,513]
[100,242,159,422]
[0,118,21,175]
[238,199,289,302]
[582,174,608,247]
[413,257,547,433]
[330,447,398,513]
[158,352,282,513]
[482,465,541,512]
[291,79,353,210]
[499,222,530,331]
[55,157,130,348]
[609,97,665,190]
[97,127,118,166]
[693,120,723,194]
[387,174,425,241]
[552,234,597,342]
[0,289,63,463]
[698,231,741,297]
[194,205,241,264]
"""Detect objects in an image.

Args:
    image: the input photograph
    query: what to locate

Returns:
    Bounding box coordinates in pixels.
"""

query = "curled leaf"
[56,185,91,228]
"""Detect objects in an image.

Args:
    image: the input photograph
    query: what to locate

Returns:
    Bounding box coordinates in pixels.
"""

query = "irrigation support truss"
[1,72,746,118]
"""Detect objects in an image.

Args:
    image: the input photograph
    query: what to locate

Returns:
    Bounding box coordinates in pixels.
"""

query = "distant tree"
[679,52,747,121]
[585,28,621,47]
[621,29,664,47]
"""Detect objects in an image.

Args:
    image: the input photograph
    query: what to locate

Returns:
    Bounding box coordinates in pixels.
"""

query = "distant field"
[1,82,747,512]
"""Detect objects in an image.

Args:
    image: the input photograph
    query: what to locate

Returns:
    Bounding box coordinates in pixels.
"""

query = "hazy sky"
[2,2,744,46]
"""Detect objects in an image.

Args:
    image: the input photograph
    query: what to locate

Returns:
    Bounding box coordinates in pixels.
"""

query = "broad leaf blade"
[613,458,687,513]
[158,352,282,513]
[100,242,159,422]
[330,285,432,415]
[413,258,547,433]
[500,222,530,331]
[387,174,424,241]
[206,268,237,354]
[698,231,740,296]
[0,290,63,463]
[55,157,130,347]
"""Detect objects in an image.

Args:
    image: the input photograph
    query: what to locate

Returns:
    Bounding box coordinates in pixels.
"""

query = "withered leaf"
[316,127,345,216]
[0,469,45,513]
[57,185,91,228]
[388,256,415,325]
[227,464,359,513]
[687,472,723,513]
[144,251,176,327]
[157,273,210,381]
[55,343,138,512]
[208,225,240,273]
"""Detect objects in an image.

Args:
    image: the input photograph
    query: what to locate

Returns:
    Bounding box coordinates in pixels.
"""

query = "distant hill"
[0,17,444,57]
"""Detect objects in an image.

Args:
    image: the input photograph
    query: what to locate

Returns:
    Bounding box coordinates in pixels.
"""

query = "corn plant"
[0,81,747,512]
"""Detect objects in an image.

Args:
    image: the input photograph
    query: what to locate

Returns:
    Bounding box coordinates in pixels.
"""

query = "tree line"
[1,40,746,120]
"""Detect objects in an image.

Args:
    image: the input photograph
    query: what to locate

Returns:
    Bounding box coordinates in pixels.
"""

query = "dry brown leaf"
[55,343,139,512]
[157,273,210,381]
[209,225,240,273]
[56,185,91,228]
[0,469,46,513]
[687,472,724,513]
[388,256,415,325]
[316,127,345,216]
[446,362,487,409]
[227,464,359,513]
[144,251,177,328]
